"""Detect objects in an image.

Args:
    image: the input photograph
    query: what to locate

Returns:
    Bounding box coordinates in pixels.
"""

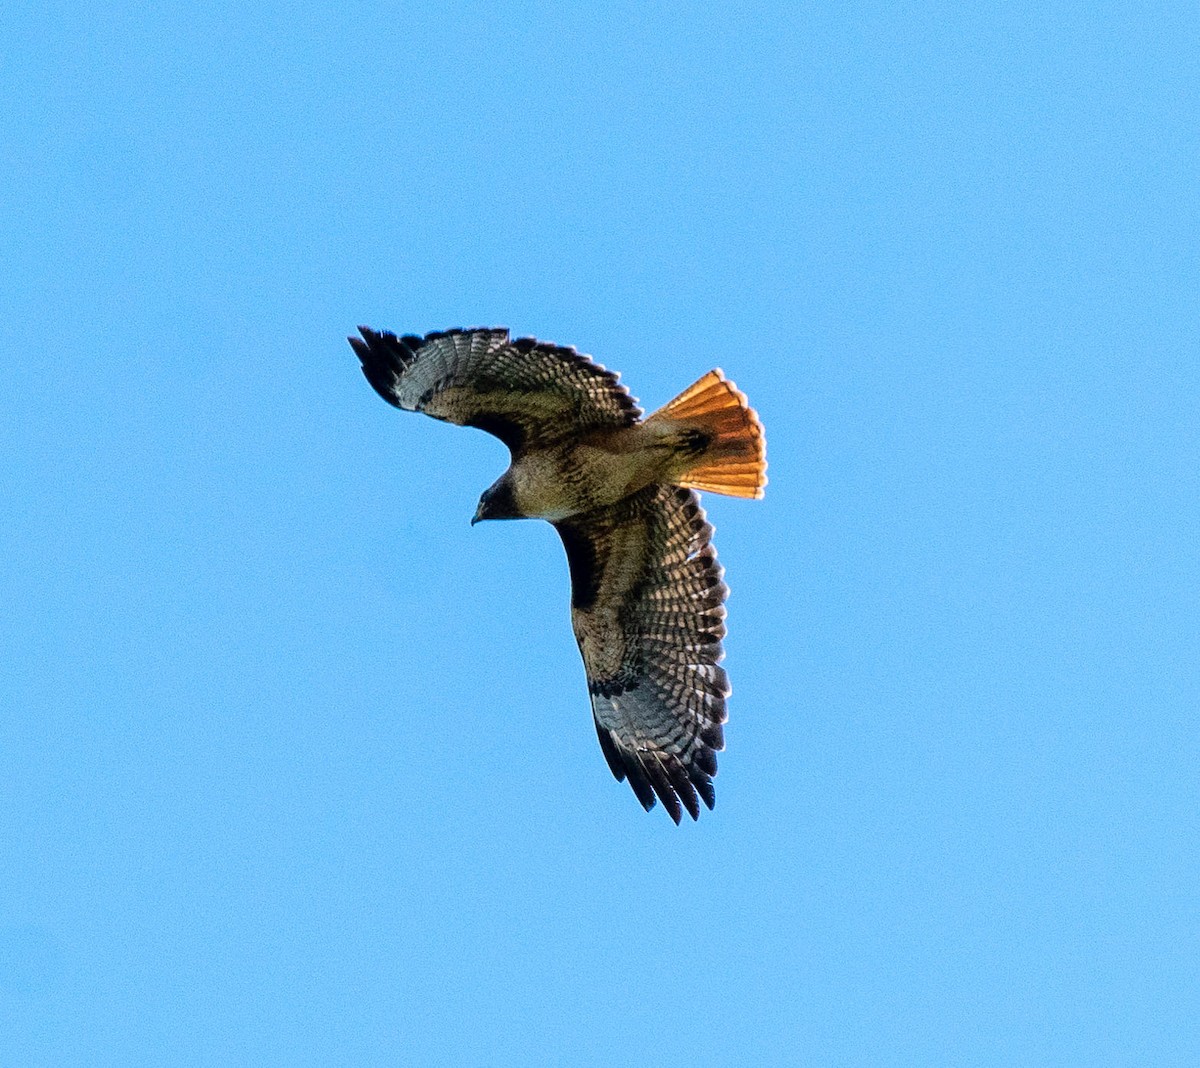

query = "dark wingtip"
[595,721,717,823]
[643,757,684,824]
[352,325,383,349]
[348,325,421,409]
[594,719,627,782]
[620,751,659,814]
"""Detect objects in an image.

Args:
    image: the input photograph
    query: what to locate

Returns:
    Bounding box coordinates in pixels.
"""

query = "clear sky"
[2,2,1196,1064]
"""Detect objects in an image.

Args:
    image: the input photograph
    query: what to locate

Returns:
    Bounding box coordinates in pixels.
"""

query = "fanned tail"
[647,370,767,499]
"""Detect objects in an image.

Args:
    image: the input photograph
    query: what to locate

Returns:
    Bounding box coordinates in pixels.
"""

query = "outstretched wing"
[349,327,641,454]
[553,485,730,822]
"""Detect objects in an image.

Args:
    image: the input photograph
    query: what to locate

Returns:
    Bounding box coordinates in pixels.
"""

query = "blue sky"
[2,1,1197,1063]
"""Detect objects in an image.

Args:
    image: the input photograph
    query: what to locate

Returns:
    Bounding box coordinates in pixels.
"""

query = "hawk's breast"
[511,429,670,521]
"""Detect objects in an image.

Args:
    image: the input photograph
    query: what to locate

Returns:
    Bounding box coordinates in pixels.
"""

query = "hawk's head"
[472,476,521,525]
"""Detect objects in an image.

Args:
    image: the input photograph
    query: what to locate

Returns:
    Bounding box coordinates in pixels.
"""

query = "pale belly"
[510,427,672,521]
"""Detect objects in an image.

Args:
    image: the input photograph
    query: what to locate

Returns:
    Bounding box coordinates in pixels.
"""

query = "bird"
[348,326,766,822]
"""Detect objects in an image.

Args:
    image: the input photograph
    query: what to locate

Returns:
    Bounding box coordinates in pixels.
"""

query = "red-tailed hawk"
[349,327,766,822]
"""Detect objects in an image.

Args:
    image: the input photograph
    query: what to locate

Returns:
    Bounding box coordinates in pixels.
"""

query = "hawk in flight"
[349,327,766,822]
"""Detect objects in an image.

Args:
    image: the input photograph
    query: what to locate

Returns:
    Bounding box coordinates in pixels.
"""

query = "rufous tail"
[647,369,767,499]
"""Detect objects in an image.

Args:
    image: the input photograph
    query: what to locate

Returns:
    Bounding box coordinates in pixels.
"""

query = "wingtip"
[348,326,380,359]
